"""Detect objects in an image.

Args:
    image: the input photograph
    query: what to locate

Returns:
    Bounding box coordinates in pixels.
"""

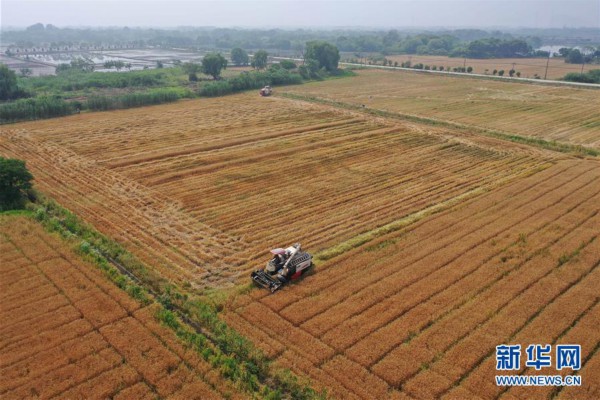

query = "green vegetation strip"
[15,195,325,400]
[280,93,599,158]
[1,66,353,124]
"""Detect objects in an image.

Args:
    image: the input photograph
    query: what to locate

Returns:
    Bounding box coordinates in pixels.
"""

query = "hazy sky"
[2,0,599,29]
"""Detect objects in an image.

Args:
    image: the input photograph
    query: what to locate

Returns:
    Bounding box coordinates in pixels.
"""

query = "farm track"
[226,159,600,399]
[283,69,600,149]
[0,217,245,400]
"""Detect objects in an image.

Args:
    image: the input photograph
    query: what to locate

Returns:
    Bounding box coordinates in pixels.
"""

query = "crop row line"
[494,295,600,400]
[440,256,599,398]
[551,339,600,399]
[315,173,600,350]
[352,191,600,374]
[397,220,599,393]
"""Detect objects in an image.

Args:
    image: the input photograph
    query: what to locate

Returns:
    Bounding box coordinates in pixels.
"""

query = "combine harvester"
[251,243,312,292]
[259,85,273,96]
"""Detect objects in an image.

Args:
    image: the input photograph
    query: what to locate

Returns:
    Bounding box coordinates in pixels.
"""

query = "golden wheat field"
[283,69,600,149]
[0,216,245,400]
[225,159,600,399]
[1,71,599,399]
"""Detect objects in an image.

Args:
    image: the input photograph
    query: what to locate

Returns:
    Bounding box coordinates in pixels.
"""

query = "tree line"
[557,47,600,64]
[6,24,599,60]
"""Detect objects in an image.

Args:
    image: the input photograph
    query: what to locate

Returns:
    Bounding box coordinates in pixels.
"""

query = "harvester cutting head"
[251,243,312,292]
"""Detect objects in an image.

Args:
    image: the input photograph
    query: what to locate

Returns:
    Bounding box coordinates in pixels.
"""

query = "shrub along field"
[282,68,600,150]
[0,93,553,288]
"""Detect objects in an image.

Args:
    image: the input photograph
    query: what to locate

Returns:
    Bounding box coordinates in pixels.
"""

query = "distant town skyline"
[2,0,599,29]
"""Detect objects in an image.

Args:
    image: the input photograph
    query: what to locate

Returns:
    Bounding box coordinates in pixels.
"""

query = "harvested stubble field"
[384,55,597,80]
[0,93,551,288]
[0,216,245,399]
[282,69,600,149]
[225,159,600,399]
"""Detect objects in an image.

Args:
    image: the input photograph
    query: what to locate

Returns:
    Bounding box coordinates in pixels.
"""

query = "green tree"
[55,63,71,74]
[56,58,95,73]
[104,60,125,70]
[566,49,584,64]
[498,69,505,76]
[304,41,340,72]
[279,60,297,70]
[70,58,95,72]
[231,48,249,66]
[0,64,25,100]
[201,53,227,79]
[182,61,201,81]
[251,50,268,70]
[400,37,424,53]
[19,67,33,77]
[0,157,34,211]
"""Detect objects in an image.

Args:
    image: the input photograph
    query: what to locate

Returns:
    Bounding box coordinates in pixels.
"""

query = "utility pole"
[463,57,466,71]
[544,52,551,80]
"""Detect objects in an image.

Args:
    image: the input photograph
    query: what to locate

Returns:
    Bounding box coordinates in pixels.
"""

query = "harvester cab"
[251,243,312,292]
